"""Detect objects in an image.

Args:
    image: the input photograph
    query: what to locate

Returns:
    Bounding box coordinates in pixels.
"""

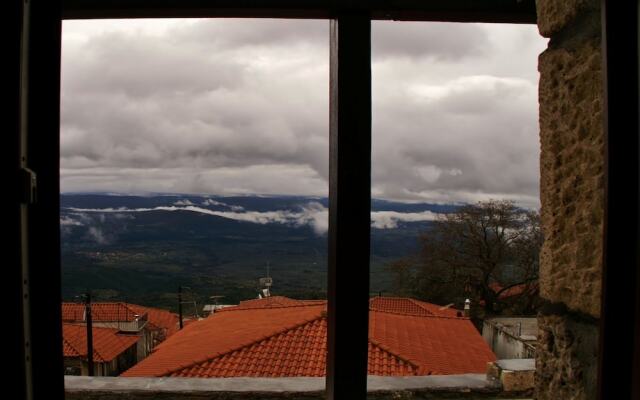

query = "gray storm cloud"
[61,20,547,207]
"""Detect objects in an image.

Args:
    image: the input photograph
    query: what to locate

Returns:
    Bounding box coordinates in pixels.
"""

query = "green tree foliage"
[388,200,542,317]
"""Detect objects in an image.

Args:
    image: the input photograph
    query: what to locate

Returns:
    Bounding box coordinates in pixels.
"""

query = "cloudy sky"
[61,19,547,208]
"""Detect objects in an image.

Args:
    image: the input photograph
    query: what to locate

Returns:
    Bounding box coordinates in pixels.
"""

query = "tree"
[388,200,542,317]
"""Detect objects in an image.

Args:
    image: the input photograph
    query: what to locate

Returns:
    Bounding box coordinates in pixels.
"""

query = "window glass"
[369,21,546,381]
[61,18,329,380]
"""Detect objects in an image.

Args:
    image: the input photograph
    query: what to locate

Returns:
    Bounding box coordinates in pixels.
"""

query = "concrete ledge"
[65,376,325,393]
[368,374,495,392]
[495,359,535,372]
[64,374,520,399]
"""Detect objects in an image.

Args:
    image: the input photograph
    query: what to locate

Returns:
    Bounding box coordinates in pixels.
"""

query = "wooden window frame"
[7,1,637,399]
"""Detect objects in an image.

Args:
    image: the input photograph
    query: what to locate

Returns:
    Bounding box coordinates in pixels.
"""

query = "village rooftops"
[62,302,180,338]
[121,296,496,378]
[63,323,140,363]
[62,302,146,323]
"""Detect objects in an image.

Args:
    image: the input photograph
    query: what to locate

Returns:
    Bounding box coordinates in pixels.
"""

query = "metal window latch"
[19,167,37,204]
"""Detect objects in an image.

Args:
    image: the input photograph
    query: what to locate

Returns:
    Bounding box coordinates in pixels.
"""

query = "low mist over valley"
[61,193,455,310]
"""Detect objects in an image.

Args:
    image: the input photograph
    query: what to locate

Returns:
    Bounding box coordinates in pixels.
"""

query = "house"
[62,323,140,376]
[202,304,236,316]
[482,317,537,359]
[62,302,180,359]
[127,304,181,347]
[121,296,495,377]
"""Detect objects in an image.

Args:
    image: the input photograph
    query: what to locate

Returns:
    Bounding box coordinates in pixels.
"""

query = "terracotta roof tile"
[122,304,326,377]
[63,323,140,362]
[221,296,326,312]
[62,302,143,323]
[369,297,461,318]
[168,318,417,378]
[121,297,494,378]
[62,302,179,339]
[369,310,495,375]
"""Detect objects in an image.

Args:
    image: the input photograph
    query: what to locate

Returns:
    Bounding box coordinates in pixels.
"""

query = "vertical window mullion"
[326,11,371,400]
[599,1,640,399]
[23,0,64,399]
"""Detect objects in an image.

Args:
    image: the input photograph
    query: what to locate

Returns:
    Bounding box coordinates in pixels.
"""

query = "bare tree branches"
[388,200,542,316]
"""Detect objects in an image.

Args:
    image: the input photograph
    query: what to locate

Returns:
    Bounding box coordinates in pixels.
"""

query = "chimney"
[464,298,471,317]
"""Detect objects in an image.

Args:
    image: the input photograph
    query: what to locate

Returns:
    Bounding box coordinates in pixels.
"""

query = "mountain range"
[60,193,456,312]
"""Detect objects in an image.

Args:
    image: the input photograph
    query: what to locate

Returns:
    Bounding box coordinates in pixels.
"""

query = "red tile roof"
[122,304,325,377]
[487,282,540,300]
[369,310,494,375]
[63,323,140,362]
[62,302,143,323]
[122,297,494,378]
[369,297,461,318]
[62,302,179,339]
[230,296,326,311]
[168,317,418,378]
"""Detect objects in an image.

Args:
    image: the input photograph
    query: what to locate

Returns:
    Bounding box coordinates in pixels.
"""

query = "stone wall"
[535,1,603,399]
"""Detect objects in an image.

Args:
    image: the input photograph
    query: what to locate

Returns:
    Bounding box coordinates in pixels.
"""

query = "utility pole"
[84,292,94,376]
[178,286,183,330]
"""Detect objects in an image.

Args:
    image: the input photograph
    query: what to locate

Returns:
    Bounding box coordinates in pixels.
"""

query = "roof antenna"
[258,262,273,298]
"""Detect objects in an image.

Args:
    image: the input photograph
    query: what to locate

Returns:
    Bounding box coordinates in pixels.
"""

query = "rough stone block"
[486,360,535,393]
[535,314,599,400]
[501,369,535,393]
[536,0,599,37]
[486,362,501,381]
[538,38,604,318]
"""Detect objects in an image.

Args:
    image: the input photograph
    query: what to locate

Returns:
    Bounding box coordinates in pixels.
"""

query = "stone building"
[536,1,606,399]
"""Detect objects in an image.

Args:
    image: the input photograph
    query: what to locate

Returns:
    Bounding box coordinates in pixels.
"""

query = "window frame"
[9,1,638,399]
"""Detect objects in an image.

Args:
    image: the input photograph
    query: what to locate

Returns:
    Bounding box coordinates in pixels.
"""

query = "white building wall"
[483,320,536,359]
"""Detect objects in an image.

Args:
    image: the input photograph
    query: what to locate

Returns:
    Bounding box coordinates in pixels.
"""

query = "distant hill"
[60,193,455,311]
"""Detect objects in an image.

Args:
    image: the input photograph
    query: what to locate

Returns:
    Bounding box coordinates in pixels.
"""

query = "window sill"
[65,371,531,399]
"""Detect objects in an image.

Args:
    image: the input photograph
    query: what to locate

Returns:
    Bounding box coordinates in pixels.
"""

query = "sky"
[61,19,547,208]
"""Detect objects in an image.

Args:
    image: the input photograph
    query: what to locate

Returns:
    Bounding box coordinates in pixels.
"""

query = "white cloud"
[371,211,439,229]
[60,216,84,226]
[87,226,109,244]
[174,199,194,206]
[65,204,331,233]
[64,202,444,235]
[202,198,245,211]
[202,198,225,206]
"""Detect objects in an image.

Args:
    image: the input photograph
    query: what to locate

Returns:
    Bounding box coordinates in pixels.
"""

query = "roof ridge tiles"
[407,298,435,315]
[217,302,327,312]
[369,309,466,320]
[62,301,149,322]
[163,313,326,377]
